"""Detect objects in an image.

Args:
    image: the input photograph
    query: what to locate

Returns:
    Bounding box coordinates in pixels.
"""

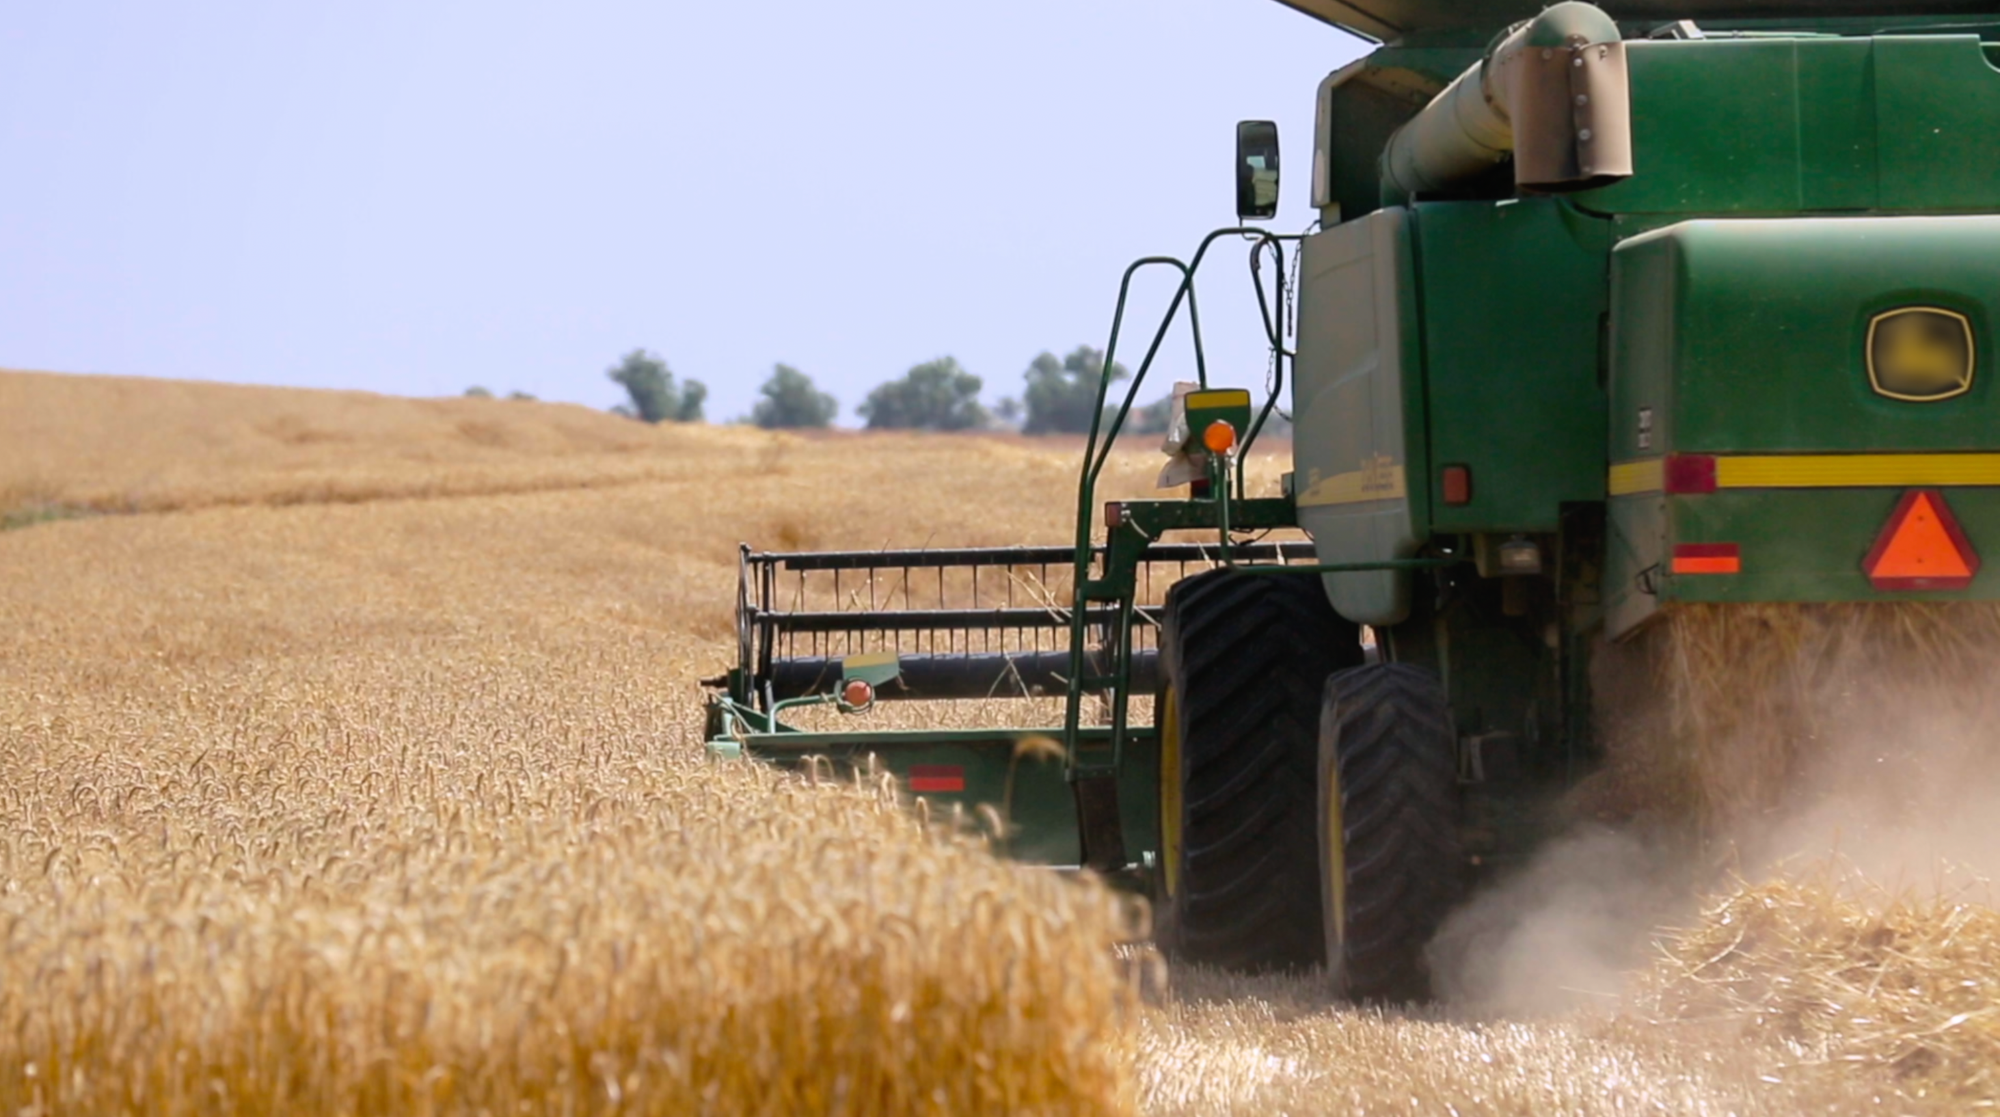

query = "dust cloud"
[1748,684,2000,889]
[1427,826,1689,1014]
[1429,620,2000,1017]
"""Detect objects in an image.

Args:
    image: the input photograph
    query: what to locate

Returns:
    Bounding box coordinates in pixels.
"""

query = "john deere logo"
[1868,307,1974,402]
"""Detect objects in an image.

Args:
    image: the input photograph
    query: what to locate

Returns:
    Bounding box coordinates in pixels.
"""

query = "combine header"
[709,0,2000,999]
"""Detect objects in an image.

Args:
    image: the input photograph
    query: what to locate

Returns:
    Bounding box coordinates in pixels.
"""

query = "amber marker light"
[841,679,875,709]
[1203,420,1238,455]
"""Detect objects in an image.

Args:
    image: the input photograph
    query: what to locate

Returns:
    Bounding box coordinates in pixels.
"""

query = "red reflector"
[1672,542,1740,575]
[1104,501,1124,529]
[1442,464,1472,506]
[1663,453,1718,494]
[1865,489,1979,591]
[907,764,965,793]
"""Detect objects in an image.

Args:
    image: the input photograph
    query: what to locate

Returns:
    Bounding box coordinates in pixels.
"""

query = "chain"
[1264,227,1310,406]
[1264,228,1312,402]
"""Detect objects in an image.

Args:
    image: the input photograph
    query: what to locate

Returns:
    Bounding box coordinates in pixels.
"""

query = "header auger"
[709,0,2000,999]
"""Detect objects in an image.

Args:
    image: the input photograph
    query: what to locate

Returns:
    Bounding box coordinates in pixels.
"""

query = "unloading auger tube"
[1380,0,1633,200]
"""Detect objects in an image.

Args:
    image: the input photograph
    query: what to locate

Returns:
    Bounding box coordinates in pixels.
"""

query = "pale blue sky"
[0,2,1365,423]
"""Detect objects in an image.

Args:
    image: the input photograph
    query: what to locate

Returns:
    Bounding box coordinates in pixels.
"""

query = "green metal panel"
[1606,215,2000,634]
[1608,485,2000,633]
[1417,198,1611,533]
[1877,38,2000,211]
[1326,34,2000,227]
[1666,488,2000,603]
[1293,207,1428,625]
[1604,225,1675,635]
[1395,214,1434,545]
[1582,40,1812,215]
[1622,217,2000,454]
[1605,493,1666,637]
[1606,221,1676,463]
[732,726,1160,868]
[1581,36,2000,218]
[1796,39,1877,212]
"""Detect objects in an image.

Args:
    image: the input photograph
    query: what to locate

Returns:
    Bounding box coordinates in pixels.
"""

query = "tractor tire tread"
[1320,662,1464,1003]
[1158,566,1362,971]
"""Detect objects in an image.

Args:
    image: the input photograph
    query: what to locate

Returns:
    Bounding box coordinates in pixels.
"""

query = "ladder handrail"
[1062,227,1303,777]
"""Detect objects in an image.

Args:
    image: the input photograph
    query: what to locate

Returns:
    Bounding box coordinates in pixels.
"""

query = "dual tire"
[1317,661,1464,1002]
[1153,567,1463,1000]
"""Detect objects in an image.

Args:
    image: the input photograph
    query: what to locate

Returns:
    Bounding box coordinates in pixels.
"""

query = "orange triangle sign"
[1865,490,1979,591]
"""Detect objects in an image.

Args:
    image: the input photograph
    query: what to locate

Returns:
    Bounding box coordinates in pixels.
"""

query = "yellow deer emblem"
[1869,308,1974,402]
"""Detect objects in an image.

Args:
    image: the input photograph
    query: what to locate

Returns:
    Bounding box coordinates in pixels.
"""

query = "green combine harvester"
[707,0,2000,999]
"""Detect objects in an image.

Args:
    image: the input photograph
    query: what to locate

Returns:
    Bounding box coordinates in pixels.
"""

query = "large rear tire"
[1317,662,1464,1002]
[1154,567,1363,971]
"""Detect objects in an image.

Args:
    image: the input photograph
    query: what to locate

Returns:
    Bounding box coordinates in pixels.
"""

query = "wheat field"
[5,368,2000,1114]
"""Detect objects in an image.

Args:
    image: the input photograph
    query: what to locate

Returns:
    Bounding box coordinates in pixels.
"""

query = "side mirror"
[1235,120,1281,221]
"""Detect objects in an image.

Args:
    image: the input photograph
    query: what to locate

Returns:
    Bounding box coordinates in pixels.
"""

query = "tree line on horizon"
[468,347,1289,437]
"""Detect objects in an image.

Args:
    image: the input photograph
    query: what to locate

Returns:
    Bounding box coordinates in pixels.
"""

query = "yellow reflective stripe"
[1608,458,1663,496]
[1185,388,1252,409]
[1295,462,1407,507]
[1716,453,2000,488]
[1608,452,2000,494]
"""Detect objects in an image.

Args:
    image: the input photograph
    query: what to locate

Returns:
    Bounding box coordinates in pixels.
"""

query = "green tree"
[1021,346,1129,435]
[751,364,839,429]
[677,382,708,421]
[607,349,706,423]
[463,386,494,399]
[858,357,989,431]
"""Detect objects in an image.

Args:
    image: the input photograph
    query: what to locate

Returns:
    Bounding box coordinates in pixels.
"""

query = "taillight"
[1663,453,1718,495]
[908,765,965,793]
[1672,543,1740,574]
[1441,464,1472,506]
